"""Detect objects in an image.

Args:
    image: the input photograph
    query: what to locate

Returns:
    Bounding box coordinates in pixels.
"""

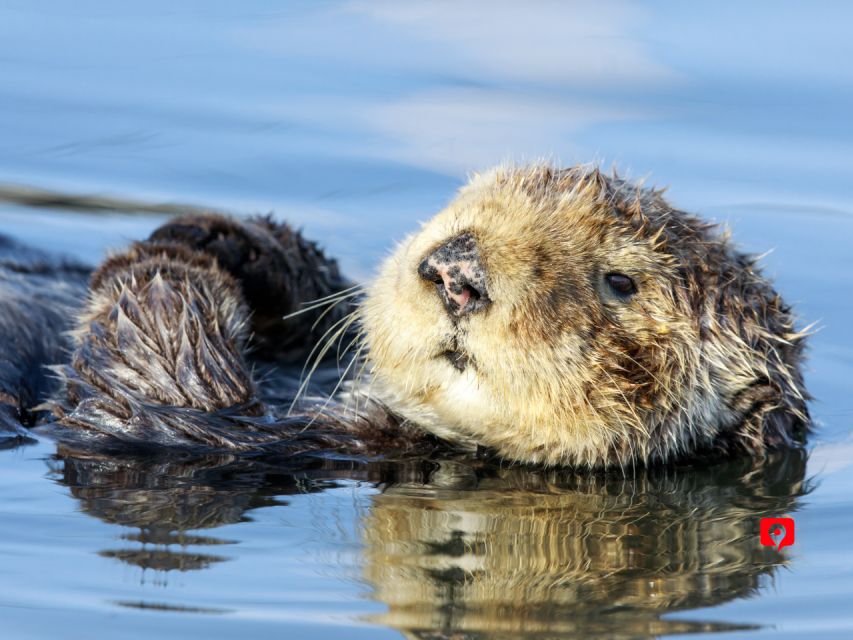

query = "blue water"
[1,1,853,638]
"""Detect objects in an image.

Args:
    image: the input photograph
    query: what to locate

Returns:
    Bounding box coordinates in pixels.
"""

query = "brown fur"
[44,216,432,455]
[0,236,88,442]
[49,239,264,446]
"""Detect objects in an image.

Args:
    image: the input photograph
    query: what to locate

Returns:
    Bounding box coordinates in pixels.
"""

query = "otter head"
[362,165,808,467]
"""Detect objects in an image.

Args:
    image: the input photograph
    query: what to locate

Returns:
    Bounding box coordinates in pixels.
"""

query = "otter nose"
[417,232,491,317]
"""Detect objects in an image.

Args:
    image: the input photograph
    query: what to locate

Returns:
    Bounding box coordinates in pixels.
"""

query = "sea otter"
[0,164,810,467]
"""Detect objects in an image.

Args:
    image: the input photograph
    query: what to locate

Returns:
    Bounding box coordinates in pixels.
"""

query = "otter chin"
[360,164,809,467]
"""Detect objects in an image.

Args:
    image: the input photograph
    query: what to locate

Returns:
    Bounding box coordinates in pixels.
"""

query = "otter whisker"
[337,327,363,367]
[297,319,358,401]
[301,341,365,431]
[310,297,359,332]
[296,282,364,308]
[281,285,364,321]
[289,310,360,414]
[296,307,360,383]
[353,338,391,419]
[349,342,370,418]
[305,281,364,304]
[342,331,376,419]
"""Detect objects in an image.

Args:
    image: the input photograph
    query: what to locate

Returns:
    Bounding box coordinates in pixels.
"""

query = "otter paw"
[149,214,352,361]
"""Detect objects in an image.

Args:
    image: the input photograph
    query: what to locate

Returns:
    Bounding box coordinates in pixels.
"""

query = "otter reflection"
[51,446,360,581]
[50,446,807,637]
[362,451,808,638]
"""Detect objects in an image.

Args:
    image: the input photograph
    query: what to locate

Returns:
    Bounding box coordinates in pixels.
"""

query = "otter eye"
[605,272,637,298]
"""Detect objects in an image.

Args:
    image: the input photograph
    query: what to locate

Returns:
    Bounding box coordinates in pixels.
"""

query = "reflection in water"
[364,452,808,638]
[56,451,252,578]
[50,446,807,638]
[51,447,334,580]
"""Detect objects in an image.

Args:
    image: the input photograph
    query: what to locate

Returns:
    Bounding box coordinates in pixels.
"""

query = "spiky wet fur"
[361,164,809,467]
[49,241,264,442]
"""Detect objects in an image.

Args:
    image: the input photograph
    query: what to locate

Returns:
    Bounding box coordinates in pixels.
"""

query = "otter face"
[362,167,804,465]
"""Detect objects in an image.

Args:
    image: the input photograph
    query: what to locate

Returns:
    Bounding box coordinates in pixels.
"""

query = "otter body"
[0,236,88,441]
[1,165,810,467]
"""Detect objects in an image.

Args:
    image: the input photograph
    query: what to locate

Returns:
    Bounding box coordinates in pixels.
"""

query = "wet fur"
[1,164,810,467]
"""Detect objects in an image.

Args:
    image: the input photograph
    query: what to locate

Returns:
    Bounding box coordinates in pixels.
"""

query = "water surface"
[1,1,852,638]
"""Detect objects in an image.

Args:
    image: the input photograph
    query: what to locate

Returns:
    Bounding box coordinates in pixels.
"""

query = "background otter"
[1,164,810,468]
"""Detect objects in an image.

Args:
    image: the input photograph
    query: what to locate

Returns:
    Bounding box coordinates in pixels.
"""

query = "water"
[1,1,852,638]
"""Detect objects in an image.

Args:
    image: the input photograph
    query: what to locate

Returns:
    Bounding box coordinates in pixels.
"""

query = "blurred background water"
[1,1,852,638]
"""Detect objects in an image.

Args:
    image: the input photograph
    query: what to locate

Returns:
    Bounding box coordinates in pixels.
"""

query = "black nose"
[417,232,491,317]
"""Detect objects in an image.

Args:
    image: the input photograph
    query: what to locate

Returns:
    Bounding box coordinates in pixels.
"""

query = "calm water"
[1,1,853,638]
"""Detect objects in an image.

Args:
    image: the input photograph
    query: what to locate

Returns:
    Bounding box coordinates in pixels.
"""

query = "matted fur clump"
[3,164,810,467]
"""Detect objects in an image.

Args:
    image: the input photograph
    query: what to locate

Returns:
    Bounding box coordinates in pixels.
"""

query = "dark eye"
[605,272,637,298]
